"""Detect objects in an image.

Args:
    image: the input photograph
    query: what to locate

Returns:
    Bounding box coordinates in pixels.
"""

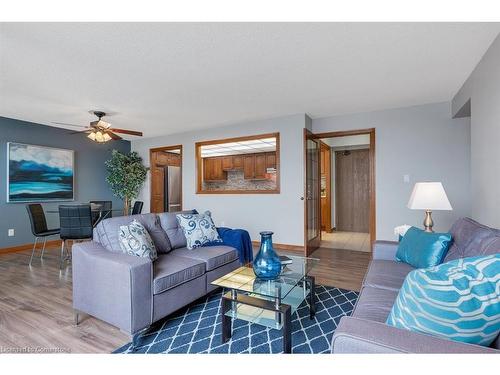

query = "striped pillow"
[387,254,500,346]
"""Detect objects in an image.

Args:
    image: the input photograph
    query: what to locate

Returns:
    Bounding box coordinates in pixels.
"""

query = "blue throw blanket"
[203,227,253,264]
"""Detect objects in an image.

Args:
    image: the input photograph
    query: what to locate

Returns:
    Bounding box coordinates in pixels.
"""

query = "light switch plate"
[8,229,15,237]
[403,174,410,183]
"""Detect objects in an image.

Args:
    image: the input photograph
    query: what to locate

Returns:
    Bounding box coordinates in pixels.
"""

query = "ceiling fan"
[52,111,143,143]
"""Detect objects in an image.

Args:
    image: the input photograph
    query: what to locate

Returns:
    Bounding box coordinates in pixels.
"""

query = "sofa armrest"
[332,316,498,354]
[372,240,399,260]
[72,241,153,335]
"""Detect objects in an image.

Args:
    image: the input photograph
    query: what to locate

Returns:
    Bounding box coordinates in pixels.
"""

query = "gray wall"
[0,117,130,249]
[452,34,500,229]
[132,114,307,246]
[312,102,471,240]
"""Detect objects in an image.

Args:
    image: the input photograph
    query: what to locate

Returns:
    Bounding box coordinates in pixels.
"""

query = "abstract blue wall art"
[7,143,74,202]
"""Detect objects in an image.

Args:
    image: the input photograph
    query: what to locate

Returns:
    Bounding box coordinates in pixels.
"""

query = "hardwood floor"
[307,247,370,291]
[0,245,369,353]
[0,247,129,353]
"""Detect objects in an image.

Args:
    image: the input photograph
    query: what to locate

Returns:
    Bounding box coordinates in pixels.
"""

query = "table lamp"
[407,182,452,232]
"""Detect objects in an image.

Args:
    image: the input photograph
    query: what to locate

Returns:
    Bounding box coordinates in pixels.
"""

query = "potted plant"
[105,150,148,215]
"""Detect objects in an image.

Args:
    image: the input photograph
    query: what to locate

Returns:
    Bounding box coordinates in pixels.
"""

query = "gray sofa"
[331,217,500,353]
[72,210,240,342]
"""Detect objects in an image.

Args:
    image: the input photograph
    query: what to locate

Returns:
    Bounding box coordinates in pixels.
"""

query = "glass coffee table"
[211,255,319,353]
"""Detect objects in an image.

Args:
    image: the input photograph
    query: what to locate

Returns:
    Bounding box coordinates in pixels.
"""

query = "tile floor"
[320,231,371,252]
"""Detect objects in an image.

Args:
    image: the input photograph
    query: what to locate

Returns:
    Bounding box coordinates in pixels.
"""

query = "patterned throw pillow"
[176,210,222,249]
[387,254,500,346]
[118,219,158,261]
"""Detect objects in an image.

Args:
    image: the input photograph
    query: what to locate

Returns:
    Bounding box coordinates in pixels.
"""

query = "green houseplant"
[105,150,148,215]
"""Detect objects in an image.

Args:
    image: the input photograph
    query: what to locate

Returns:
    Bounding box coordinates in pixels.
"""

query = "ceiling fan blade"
[110,128,143,136]
[108,131,123,141]
[51,121,87,128]
[69,129,92,135]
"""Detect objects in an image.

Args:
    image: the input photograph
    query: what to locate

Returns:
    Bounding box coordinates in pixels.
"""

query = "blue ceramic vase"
[253,231,282,280]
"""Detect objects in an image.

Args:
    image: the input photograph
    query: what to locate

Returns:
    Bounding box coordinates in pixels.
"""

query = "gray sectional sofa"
[72,210,240,341]
[331,217,500,353]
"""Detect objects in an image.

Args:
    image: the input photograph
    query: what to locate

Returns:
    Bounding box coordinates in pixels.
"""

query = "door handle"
[300,197,304,201]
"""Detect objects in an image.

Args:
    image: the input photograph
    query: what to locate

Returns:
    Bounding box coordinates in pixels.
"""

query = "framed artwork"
[7,142,74,202]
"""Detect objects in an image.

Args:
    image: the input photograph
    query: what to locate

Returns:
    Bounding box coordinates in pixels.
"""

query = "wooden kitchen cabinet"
[266,152,276,169]
[254,153,267,179]
[203,157,226,181]
[232,155,243,169]
[243,155,255,179]
[222,156,233,171]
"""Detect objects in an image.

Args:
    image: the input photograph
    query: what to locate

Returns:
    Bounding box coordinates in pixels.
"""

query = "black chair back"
[132,201,144,215]
[59,204,93,240]
[26,204,48,236]
[89,200,112,223]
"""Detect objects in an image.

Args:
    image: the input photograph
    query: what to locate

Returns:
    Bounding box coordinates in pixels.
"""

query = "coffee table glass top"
[211,255,319,300]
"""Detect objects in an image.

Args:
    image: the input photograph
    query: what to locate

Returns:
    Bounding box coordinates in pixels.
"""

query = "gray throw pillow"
[118,219,158,261]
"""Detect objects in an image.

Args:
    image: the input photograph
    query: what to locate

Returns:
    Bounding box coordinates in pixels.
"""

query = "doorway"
[304,128,375,255]
[150,145,183,213]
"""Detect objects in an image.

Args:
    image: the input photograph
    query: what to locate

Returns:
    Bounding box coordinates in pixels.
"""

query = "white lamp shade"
[407,182,452,210]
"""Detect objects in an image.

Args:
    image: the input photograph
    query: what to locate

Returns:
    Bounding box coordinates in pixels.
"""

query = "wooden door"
[151,166,165,213]
[335,149,370,232]
[320,142,331,232]
[243,155,255,179]
[254,153,267,179]
[304,129,321,256]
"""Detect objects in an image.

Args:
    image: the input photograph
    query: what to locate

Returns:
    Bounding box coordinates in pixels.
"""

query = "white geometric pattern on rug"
[114,285,358,354]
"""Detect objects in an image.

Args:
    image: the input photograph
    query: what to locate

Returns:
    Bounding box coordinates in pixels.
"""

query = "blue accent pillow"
[396,226,452,268]
[387,254,500,346]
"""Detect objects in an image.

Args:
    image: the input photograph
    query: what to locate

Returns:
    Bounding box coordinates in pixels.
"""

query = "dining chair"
[132,201,144,215]
[59,204,93,269]
[89,200,112,225]
[26,204,60,266]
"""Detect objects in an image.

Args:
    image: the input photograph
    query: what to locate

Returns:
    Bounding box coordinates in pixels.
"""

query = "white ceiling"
[1,23,499,139]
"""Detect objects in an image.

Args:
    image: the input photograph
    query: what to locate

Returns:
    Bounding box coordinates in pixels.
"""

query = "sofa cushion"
[352,286,399,323]
[171,245,238,271]
[444,217,500,262]
[153,254,206,295]
[94,213,171,254]
[158,210,196,250]
[363,260,414,291]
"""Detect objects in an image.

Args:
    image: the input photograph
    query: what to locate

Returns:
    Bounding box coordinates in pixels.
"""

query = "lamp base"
[423,210,434,232]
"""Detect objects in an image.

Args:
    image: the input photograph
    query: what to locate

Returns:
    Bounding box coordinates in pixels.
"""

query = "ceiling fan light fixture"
[103,132,112,142]
[95,131,105,143]
[87,132,96,141]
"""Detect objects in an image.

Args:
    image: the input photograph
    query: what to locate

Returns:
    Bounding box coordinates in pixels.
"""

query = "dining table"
[46,205,124,227]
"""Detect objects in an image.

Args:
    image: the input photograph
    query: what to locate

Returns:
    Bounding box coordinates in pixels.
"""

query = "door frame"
[310,128,376,250]
[149,145,183,213]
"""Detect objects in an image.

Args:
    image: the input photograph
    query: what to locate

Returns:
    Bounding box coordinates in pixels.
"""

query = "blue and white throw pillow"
[176,210,222,249]
[118,219,158,261]
[387,254,500,346]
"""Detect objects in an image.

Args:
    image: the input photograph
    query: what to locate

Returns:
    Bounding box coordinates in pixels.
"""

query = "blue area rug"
[114,285,358,354]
